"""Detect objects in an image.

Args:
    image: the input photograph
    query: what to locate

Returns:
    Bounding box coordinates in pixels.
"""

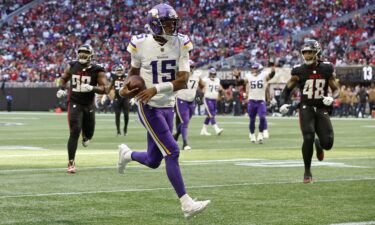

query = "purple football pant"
[132,103,186,198]
[176,98,195,143]
[203,98,217,125]
[247,100,267,133]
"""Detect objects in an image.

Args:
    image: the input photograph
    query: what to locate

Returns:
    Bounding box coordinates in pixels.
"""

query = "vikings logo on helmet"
[251,63,263,76]
[77,44,94,65]
[146,3,180,36]
[301,39,322,65]
[208,68,217,79]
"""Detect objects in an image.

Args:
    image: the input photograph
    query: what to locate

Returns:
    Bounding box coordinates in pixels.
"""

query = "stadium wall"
[0,88,59,111]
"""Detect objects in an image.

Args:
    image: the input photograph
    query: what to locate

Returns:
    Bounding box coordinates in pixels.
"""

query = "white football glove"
[101,95,108,105]
[279,104,291,114]
[322,96,334,106]
[56,89,67,98]
[129,98,136,106]
[80,83,94,92]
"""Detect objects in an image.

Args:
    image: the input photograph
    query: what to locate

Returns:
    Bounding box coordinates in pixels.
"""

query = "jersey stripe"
[137,102,171,156]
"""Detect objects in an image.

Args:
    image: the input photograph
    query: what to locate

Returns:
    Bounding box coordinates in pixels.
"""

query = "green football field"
[0,112,374,225]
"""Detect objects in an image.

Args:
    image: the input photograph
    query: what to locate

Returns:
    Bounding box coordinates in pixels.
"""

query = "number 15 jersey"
[292,62,334,108]
[127,33,193,108]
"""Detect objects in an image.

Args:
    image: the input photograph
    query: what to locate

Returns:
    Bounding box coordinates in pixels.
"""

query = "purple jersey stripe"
[183,40,191,46]
[130,42,137,48]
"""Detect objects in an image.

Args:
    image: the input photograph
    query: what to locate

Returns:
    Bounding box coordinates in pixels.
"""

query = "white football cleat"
[263,130,269,139]
[215,128,224,136]
[249,133,256,143]
[257,133,263,144]
[200,129,211,136]
[183,145,191,150]
[117,144,132,174]
[182,199,211,218]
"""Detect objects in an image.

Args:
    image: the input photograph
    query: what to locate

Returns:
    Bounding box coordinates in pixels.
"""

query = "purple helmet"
[146,3,180,36]
[251,63,263,75]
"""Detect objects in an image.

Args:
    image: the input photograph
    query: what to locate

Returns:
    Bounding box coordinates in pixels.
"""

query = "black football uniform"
[292,62,334,150]
[111,73,130,135]
[111,74,130,113]
[67,61,105,152]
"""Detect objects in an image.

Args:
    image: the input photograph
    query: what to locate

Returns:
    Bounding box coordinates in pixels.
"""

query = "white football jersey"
[127,33,193,107]
[245,71,268,101]
[176,70,200,102]
[203,77,220,99]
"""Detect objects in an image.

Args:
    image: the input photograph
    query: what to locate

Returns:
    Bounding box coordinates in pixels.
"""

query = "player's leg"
[67,103,83,173]
[175,99,190,149]
[201,98,212,135]
[174,98,184,140]
[257,101,267,143]
[299,105,316,183]
[123,98,130,136]
[113,99,121,135]
[315,108,334,155]
[138,104,187,197]
[181,102,195,150]
[247,100,257,143]
[81,104,96,147]
[208,99,223,135]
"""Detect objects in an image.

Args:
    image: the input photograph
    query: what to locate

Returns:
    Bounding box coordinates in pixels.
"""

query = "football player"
[56,44,108,173]
[117,3,210,218]
[109,65,130,136]
[173,60,204,150]
[245,63,276,143]
[200,68,224,136]
[279,40,340,184]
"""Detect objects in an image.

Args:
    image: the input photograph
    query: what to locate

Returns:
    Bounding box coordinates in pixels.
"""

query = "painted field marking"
[236,160,369,168]
[0,146,47,151]
[0,177,374,199]
[331,221,375,225]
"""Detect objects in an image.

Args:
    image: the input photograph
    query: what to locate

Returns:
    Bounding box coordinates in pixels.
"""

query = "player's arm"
[119,66,141,98]
[93,71,108,94]
[279,75,299,114]
[322,67,340,106]
[328,76,340,99]
[266,65,276,82]
[198,78,205,91]
[56,64,72,98]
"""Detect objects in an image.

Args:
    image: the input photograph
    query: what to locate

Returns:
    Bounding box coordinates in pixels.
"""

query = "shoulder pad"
[178,34,193,51]
[92,64,105,72]
[127,34,149,54]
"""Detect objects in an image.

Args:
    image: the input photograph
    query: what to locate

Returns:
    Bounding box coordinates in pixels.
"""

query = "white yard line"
[0,177,374,199]
[331,222,375,225]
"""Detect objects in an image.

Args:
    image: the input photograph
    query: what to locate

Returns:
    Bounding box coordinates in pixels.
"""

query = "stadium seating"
[0,0,374,82]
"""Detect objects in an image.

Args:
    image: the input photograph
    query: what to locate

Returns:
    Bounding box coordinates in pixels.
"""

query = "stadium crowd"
[0,0,32,20]
[0,0,374,84]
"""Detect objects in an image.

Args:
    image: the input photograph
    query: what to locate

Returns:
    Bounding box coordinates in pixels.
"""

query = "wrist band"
[155,82,174,94]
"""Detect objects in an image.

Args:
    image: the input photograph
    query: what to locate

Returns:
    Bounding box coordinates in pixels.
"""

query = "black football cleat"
[82,137,90,147]
[315,138,324,161]
[303,172,313,184]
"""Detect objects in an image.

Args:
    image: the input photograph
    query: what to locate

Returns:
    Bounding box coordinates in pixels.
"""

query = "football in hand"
[127,76,146,95]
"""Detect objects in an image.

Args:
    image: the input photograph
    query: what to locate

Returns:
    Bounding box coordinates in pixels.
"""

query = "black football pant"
[113,98,129,134]
[299,105,334,171]
[67,103,95,160]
